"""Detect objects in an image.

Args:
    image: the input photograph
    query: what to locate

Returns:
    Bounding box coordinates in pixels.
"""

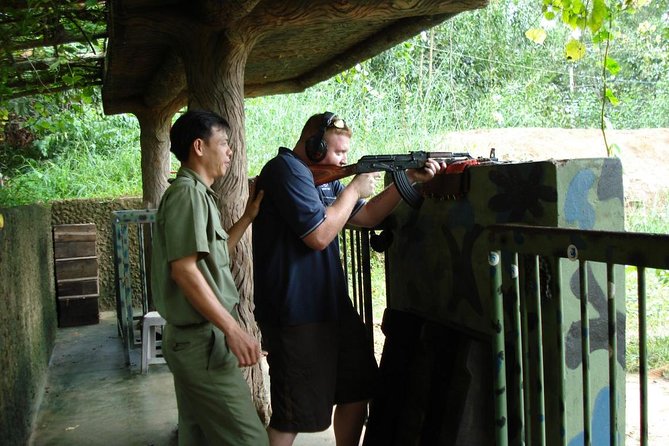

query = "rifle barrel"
[309,151,475,186]
[428,151,473,160]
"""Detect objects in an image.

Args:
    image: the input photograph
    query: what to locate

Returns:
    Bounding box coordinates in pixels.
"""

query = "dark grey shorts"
[260,303,378,433]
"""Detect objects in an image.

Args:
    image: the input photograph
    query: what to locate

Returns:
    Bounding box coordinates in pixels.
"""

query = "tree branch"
[8,53,105,73]
[1,79,101,101]
[4,32,107,52]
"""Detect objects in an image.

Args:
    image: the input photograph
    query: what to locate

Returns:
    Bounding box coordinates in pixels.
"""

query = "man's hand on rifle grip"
[407,158,445,184]
[349,172,379,199]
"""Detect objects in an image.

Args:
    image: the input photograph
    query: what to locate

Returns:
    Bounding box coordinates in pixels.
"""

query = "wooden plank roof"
[1,0,489,114]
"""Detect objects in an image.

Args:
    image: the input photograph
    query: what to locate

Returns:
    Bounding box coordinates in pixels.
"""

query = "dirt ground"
[401,128,669,444]
[437,127,669,205]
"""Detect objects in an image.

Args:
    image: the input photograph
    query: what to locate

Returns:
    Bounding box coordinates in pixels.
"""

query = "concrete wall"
[0,197,145,445]
[0,204,57,446]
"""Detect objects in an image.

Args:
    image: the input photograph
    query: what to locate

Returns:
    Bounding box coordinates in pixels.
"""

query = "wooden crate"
[53,224,99,327]
[57,297,100,327]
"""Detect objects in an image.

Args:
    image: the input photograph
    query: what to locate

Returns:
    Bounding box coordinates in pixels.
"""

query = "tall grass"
[0,136,142,205]
[625,193,669,375]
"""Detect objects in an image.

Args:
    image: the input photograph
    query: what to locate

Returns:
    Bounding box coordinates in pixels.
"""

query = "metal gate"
[488,223,669,446]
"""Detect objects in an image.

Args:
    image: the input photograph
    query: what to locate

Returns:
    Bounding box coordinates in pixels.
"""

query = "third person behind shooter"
[252,112,445,446]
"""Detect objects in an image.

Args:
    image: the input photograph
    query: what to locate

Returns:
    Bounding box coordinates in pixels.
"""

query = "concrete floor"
[29,312,336,446]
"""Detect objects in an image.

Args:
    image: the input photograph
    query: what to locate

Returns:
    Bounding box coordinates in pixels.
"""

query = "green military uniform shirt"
[151,167,239,326]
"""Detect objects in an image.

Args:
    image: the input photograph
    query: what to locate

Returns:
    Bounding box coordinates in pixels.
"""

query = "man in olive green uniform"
[151,110,268,445]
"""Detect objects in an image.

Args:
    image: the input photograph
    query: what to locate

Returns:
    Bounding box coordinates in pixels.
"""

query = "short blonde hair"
[300,112,352,144]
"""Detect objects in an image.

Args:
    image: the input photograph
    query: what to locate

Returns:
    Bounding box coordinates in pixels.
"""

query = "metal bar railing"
[355,230,364,313]
[518,255,533,445]
[510,254,527,446]
[554,262,568,446]
[487,223,669,446]
[607,262,619,446]
[341,228,375,349]
[489,250,508,446]
[137,222,149,315]
[530,255,547,446]
[579,259,592,446]
[638,266,648,445]
[361,230,374,348]
[111,209,156,365]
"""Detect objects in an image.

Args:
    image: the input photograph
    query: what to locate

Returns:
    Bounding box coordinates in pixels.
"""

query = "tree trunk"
[134,97,185,209]
[134,98,185,311]
[181,30,270,423]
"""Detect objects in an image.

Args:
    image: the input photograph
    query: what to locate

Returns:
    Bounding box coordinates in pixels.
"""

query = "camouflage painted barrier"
[364,158,625,446]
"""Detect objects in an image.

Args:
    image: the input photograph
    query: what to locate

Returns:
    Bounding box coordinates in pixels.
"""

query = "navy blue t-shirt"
[252,147,364,326]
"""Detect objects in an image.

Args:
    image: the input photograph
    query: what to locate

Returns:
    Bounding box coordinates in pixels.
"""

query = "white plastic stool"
[141,311,167,373]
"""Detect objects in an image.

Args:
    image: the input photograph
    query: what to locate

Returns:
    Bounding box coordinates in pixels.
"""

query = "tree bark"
[134,95,185,209]
[180,30,270,423]
[132,97,185,312]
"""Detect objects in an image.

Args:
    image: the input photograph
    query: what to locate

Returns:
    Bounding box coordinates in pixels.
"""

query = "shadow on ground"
[29,312,338,446]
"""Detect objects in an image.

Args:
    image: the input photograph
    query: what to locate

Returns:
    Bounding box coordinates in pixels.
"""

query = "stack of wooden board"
[53,223,99,327]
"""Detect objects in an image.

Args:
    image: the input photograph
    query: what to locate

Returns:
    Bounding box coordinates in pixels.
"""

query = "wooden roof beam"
[238,0,487,34]
[194,0,263,24]
[245,13,457,98]
[142,51,186,109]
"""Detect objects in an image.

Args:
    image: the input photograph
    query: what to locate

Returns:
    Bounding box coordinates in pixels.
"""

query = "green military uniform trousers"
[163,322,268,446]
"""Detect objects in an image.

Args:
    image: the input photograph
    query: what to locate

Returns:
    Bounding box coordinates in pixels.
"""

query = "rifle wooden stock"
[310,164,358,186]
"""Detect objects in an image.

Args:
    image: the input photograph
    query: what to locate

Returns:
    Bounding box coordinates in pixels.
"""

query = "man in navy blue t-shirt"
[253,112,443,446]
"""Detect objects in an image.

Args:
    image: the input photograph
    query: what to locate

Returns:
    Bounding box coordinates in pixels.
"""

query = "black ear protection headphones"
[305,111,336,163]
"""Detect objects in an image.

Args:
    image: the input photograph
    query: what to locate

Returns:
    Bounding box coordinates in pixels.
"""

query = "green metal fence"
[110,211,376,368]
[487,223,669,446]
[341,228,375,352]
[109,211,665,445]
[111,209,156,365]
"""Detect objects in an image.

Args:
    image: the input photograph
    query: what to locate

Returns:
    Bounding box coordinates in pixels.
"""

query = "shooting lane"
[363,157,626,445]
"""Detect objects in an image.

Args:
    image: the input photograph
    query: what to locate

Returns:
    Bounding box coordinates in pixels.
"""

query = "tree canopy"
[0,1,106,100]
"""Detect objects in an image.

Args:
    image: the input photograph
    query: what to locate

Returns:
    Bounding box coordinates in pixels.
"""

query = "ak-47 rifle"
[309,150,497,208]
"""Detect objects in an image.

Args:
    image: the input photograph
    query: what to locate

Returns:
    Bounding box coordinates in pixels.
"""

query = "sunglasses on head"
[326,114,346,130]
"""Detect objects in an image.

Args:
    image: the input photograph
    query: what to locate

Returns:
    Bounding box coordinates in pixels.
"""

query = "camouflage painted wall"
[380,158,625,445]
[0,204,57,446]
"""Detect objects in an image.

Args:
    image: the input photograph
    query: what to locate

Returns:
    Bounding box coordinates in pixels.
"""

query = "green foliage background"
[1,0,667,206]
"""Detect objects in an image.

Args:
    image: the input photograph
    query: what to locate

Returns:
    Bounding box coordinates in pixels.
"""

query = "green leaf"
[605,57,621,75]
[525,28,548,45]
[605,88,620,105]
[564,39,586,61]
[588,0,608,33]
[592,30,612,43]
[608,143,622,157]
[62,74,82,86]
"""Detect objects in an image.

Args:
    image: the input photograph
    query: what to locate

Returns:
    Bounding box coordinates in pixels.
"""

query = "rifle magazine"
[392,170,423,209]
